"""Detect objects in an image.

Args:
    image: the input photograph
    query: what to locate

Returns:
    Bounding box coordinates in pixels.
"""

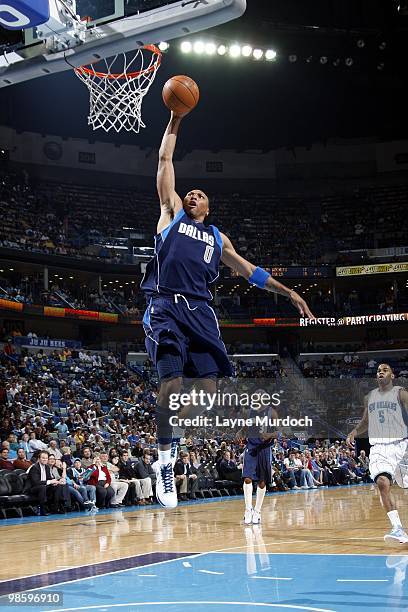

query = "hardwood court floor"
[1,484,405,584]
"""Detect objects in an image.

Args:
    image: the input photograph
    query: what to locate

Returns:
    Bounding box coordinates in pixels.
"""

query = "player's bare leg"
[377,475,408,544]
[252,480,266,525]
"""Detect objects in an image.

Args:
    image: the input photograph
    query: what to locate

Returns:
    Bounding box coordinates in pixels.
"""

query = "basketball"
[162,75,200,116]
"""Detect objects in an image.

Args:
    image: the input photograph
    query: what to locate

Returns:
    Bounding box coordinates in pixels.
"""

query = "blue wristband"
[248,267,270,289]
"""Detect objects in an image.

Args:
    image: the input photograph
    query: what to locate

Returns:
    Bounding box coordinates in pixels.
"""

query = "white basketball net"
[74,45,162,133]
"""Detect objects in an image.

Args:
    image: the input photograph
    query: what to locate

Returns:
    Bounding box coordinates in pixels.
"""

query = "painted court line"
[198,570,224,575]
[43,601,336,612]
[0,552,198,596]
[137,574,157,577]
[251,576,293,581]
[337,579,389,582]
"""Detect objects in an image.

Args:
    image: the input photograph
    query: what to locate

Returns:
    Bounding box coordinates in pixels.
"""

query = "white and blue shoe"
[384,527,408,545]
[154,462,178,509]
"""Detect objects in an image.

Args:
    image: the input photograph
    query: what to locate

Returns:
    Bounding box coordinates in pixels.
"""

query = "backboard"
[0,0,246,87]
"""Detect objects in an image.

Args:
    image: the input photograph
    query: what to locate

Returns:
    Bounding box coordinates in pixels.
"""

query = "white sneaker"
[252,510,261,525]
[154,462,178,509]
[384,527,408,545]
[293,486,300,490]
[244,508,253,525]
[301,485,309,489]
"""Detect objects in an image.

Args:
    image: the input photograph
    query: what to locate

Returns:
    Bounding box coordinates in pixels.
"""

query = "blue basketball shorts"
[143,295,233,380]
[242,444,272,483]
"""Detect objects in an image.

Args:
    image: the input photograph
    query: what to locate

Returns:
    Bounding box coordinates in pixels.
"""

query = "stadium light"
[289,54,297,63]
[205,42,217,55]
[217,44,227,56]
[193,41,205,54]
[357,39,365,48]
[229,44,241,58]
[379,41,387,50]
[253,48,264,60]
[180,41,192,53]
[345,57,354,66]
[242,45,252,57]
[158,41,169,52]
[320,56,328,64]
[265,49,277,61]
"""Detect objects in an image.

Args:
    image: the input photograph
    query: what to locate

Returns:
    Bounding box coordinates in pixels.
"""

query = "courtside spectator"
[0,447,14,470]
[86,455,115,508]
[133,451,155,503]
[218,451,242,484]
[103,451,128,507]
[28,451,60,515]
[174,452,199,501]
[118,450,144,505]
[13,448,32,470]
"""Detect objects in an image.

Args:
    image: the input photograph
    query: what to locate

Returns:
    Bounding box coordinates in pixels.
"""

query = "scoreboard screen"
[228,266,332,279]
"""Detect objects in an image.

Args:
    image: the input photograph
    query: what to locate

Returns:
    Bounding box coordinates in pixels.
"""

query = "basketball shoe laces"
[161,463,174,493]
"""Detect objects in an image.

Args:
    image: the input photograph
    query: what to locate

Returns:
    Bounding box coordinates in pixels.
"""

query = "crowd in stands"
[299,354,408,379]
[0,171,407,268]
[0,273,144,316]
[0,341,380,518]
[1,170,408,321]
[1,268,407,322]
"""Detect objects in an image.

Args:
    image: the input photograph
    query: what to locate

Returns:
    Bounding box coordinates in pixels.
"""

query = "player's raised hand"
[289,290,315,319]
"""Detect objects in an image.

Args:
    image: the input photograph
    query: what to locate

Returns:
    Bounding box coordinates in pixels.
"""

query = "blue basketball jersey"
[141,208,223,301]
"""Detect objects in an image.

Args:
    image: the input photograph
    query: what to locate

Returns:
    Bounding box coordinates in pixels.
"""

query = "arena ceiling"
[0,0,406,150]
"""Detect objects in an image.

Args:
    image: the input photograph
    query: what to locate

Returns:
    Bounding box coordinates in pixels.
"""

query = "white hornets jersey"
[368,386,407,445]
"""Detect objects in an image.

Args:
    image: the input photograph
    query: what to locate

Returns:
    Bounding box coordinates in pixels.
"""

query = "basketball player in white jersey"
[347,363,408,544]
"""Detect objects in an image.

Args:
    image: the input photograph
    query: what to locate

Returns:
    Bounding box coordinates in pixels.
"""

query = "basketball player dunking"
[141,111,314,509]
[347,363,408,544]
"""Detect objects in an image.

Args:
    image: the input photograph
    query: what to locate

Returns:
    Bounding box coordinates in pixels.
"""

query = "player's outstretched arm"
[346,396,369,446]
[156,113,183,232]
[220,233,315,318]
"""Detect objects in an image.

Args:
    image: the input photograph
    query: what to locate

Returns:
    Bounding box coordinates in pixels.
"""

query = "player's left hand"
[289,291,315,319]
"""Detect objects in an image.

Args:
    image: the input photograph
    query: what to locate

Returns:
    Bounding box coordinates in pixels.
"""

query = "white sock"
[388,510,402,529]
[243,481,253,511]
[158,449,172,464]
[255,486,266,513]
